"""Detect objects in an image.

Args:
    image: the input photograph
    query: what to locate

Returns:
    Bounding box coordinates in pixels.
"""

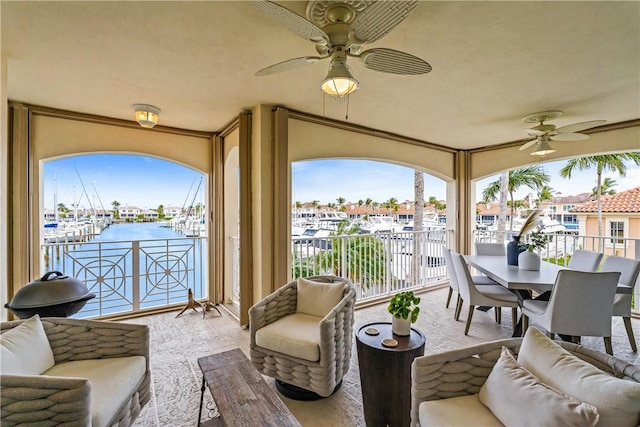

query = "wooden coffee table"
[197,348,301,426]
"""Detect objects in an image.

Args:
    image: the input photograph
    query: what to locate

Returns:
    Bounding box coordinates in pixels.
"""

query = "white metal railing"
[41,237,207,318]
[230,236,240,308]
[291,229,449,301]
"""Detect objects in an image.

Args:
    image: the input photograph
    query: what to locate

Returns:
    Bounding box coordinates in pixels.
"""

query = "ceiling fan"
[519,111,606,156]
[253,0,431,97]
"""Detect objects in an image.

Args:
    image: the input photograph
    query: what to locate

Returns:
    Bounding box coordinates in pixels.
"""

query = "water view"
[42,223,207,319]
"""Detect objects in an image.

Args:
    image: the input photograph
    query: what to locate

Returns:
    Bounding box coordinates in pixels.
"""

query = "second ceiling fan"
[253,0,432,97]
[520,111,606,156]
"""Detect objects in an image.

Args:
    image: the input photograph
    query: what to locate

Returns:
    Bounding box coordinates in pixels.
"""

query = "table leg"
[198,375,206,426]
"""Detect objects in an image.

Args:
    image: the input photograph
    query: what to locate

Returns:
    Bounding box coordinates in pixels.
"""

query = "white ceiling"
[2,1,639,150]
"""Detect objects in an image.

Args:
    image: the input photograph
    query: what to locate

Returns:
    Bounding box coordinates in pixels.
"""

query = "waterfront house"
[118,206,142,220]
[2,2,639,328]
[538,193,593,230]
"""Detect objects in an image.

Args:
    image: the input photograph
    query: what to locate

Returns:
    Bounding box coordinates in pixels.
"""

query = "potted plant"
[517,229,550,270]
[388,291,420,336]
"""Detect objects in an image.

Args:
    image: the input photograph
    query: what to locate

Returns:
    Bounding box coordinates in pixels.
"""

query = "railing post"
[132,240,140,311]
[341,235,347,278]
[386,235,392,296]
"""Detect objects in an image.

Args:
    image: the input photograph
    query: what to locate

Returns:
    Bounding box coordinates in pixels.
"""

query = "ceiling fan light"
[530,140,556,157]
[321,59,359,97]
[133,104,161,128]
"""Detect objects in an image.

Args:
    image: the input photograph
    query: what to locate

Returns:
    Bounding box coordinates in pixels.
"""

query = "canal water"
[43,222,207,319]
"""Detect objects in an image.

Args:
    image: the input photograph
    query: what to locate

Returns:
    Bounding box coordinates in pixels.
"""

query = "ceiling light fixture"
[530,139,556,157]
[133,104,161,128]
[321,57,359,98]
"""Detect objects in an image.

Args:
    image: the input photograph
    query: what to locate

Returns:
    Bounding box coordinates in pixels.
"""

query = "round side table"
[356,322,425,427]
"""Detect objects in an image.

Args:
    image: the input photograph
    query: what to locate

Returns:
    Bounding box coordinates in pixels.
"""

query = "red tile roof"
[571,187,640,213]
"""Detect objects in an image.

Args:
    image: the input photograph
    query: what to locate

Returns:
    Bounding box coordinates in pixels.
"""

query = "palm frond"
[517,209,541,238]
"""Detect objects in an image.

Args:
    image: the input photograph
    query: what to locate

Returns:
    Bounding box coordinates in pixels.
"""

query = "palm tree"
[537,185,554,202]
[482,166,550,233]
[156,204,165,220]
[111,200,121,220]
[412,170,424,286]
[560,153,640,240]
[385,197,399,218]
[336,197,346,206]
[592,177,617,197]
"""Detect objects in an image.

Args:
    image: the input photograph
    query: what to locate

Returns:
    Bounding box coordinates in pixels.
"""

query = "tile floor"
[130,287,640,427]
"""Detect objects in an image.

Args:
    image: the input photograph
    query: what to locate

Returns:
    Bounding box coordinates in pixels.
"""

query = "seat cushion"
[517,327,640,427]
[479,347,599,427]
[255,313,322,362]
[477,284,519,303]
[471,275,499,286]
[419,395,501,427]
[44,356,146,427]
[296,277,345,318]
[0,315,55,375]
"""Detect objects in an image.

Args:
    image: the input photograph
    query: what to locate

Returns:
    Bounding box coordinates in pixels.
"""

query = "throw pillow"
[479,346,599,427]
[1,315,55,375]
[518,327,640,427]
[296,277,345,318]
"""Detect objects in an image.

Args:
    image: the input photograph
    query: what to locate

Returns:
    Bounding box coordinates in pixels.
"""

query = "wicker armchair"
[249,275,356,398]
[411,336,640,426]
[1,316,150,427]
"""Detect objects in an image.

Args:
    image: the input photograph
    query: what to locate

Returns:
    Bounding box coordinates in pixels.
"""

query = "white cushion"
[296,277,345,318]
[0,315,55,375]
[479,346,599,427]
[419,394,501,427]
[44,356,146,427]
[518,327,640,427]
[255,313,322,362]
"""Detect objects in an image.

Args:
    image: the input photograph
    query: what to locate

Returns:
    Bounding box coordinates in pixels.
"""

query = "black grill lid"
[5,271,95,309]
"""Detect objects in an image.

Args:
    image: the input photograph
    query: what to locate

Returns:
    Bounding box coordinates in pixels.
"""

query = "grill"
[4,271,95,319]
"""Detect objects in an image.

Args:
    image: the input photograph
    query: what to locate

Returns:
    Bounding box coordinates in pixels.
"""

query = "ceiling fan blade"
[519,139,538,151]
[524,128,546,137]
[351,1,419,44]
[556,120,607,134]
[550,132,590,142]
[253,0,329,45]
[356,48,431,75]
[255,56,326,76]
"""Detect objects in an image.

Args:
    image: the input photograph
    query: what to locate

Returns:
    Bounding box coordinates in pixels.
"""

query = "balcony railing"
[41,237,207,318]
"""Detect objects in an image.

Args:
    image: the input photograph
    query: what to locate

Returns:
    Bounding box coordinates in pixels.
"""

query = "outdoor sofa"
[1,315,150,426]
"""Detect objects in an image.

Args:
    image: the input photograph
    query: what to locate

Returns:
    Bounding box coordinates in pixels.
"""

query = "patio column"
[455,150,473,255]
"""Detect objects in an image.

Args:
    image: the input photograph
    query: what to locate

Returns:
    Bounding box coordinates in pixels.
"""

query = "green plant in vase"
[388,291,421,336]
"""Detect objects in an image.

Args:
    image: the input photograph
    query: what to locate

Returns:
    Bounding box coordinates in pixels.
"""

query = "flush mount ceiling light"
[133,104,161,128]
[530,138,556,157]
[321,57,359,98]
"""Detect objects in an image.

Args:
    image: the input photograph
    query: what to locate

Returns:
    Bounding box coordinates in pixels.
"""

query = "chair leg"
[511,307,517,333]
[521,315,528,337]
[604,337,613,355]
[454,295,463,321]
[623,317,637,352]
[494,307,501,324]
[446,287,453,308]
[465,305,475,335]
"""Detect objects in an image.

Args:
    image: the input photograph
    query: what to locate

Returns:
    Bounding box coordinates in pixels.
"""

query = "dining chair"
[521,270,621,354]
[600,255,640,352]
[475,242,506,256]
[443,248,501,321]
[567,249,603,272]
[450,251,520,335]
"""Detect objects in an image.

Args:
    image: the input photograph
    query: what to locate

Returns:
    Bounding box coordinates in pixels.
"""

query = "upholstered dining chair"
[567,249,603,272]
[521,270,621,354]
[475,242,506,256]
[600,255,640,352]
[450,251,520,335]
[249,275,355,399]
[443,248,500,321]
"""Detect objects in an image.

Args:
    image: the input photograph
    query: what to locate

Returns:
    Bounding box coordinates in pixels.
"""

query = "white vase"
[518,251,541,271]
[392,316,412,336]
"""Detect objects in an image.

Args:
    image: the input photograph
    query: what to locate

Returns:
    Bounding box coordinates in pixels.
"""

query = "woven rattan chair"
[1,317,150,427]
[411,333,640,427]
[249,275,355,399]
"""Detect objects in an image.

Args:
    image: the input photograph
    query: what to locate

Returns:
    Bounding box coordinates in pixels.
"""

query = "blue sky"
[43,154,639,209]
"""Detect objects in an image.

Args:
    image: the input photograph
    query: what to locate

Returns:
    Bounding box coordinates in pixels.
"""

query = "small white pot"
[392,316,412,336]
[518,251,541,271]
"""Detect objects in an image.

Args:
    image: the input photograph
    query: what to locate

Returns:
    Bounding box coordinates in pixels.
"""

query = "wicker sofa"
[1,316,150,426]
[412,327,640,427]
